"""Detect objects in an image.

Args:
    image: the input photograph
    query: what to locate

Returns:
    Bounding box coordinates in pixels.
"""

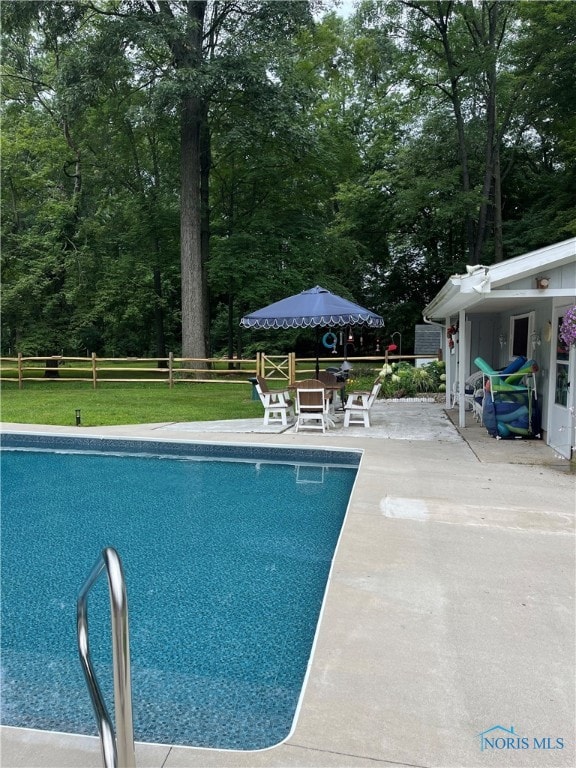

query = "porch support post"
[459,308,467,428]
[444,316,451,408]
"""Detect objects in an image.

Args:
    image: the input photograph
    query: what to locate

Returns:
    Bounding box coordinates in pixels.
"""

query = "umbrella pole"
[315,327,320,379]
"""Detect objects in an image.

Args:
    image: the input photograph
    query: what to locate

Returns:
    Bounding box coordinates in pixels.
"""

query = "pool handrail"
[77,547,136,768]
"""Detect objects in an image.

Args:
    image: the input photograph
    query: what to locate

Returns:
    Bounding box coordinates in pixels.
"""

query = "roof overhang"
[423,237,576,321]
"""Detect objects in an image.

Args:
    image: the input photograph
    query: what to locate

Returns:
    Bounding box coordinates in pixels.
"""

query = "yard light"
[75,409,81,426]
[391,331,402,358]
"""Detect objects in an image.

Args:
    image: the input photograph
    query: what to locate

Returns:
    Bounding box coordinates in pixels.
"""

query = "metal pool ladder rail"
[77,547,136,768]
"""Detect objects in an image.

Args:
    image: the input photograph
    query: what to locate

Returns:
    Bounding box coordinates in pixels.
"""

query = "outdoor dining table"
[289,381,342,427]
[320,383,345,412]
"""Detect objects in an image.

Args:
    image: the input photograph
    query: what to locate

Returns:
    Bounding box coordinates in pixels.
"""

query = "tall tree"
[207,8,384,357]
[501,0,576,250]
[1,1,182,357]
[1,3,93,358]
[87,1,317,361]
[392,0,518,263]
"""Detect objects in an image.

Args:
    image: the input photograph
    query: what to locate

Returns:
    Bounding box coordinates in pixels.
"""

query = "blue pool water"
[0,434,358,750]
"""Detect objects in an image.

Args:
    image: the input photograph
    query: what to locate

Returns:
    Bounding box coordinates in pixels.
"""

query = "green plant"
[421,359,445,391]
[344,365,379,395]
[376,360,445,398]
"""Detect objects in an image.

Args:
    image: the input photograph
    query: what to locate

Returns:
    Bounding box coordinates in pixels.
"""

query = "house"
[423,237,576,460]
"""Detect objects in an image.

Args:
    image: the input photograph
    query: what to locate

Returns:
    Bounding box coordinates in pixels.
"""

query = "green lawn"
[0,381,264,427]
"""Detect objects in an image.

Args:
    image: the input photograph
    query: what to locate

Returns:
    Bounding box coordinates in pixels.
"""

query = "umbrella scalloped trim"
[239,285,385,330]
[240,314,385,329]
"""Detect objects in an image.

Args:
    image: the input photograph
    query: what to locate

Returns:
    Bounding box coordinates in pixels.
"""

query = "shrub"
[376,360,444,399]
[345,365,378,394]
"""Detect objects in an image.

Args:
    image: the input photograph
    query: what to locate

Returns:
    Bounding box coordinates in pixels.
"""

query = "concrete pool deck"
[1,402,575,767]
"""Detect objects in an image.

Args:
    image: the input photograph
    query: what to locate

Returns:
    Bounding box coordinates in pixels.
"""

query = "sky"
[338,0,358,18]
[314,0,359,20]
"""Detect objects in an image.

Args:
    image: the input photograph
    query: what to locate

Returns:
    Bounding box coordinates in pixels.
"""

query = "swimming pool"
[1,433,359,750]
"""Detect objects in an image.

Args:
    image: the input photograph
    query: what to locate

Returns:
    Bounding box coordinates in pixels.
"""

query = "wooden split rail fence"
[1,352,433,389]
[0,352,295,389]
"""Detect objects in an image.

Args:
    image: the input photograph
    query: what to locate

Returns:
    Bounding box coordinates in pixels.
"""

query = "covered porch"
[422,237,576,460]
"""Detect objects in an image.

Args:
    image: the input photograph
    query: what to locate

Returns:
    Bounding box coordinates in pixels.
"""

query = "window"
[509,312,534,359]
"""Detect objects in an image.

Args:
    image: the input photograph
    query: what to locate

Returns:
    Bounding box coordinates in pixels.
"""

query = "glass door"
[548,306,575,459]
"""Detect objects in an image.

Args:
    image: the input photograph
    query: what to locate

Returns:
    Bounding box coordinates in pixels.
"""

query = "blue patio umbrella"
[240,285,385,376]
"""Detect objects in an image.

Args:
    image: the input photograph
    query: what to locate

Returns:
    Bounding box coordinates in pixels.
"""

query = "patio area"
[154,399,570,469]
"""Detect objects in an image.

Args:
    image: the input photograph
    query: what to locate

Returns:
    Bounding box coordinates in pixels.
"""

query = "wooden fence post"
[92,353,97,389]
[168,352,174,388]
[18,352,23,389]
[289,352,295,383]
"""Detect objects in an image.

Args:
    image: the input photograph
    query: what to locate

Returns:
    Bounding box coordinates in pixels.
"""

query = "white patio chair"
[295,382,329,433]
[451,371,485,422]
[255,376,294,426]
[343,381,381,428]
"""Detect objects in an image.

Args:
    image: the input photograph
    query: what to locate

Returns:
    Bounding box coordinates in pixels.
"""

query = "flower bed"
[347,360,446,399]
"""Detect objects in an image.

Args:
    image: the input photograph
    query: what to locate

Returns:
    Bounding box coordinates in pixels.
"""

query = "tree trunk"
[451,85,476,263]
[180,93,207,362]
[179,1,207,364]
[200,105,211,358]
[434,7,476,262]
[473,103,496,263]
[153,262,167,362]
[493,139,503,262]
[227,293,235,367]
[473,5,499,263]
[44,359,60,378]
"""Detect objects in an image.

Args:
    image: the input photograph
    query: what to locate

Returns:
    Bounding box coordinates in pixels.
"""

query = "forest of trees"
[2,0,575,360]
